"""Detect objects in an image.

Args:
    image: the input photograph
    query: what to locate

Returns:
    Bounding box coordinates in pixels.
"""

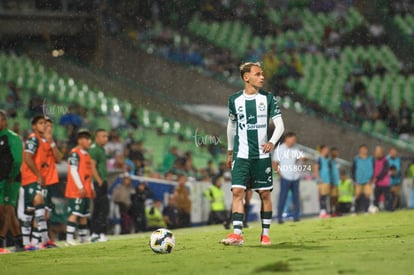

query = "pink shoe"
[220,233,244,246]
[0,247,10,254]
[260,235,271,245]
[319,213,330,219]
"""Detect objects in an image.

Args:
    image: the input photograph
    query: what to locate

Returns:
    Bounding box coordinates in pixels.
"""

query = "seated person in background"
[203,176,228,227]
[146,200,166,231]
[174,175,192,227]
[337,170,354,215]
[112,173,135,234]
[163,195,181,229]
[130,182,153,232]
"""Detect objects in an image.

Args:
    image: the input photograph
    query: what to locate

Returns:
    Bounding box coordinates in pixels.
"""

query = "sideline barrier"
[110,175,414,225]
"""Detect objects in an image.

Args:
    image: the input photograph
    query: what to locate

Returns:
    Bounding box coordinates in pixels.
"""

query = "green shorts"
[231,157,273,191]
[0,180,20,206]
[0,180,4,205]
[67,198,90,217]
[43,184,57,212]
[22,182,42,211]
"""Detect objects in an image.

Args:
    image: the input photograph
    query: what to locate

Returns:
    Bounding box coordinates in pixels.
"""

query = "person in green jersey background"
[0,110,25,253]
[221,62,285,246]
[89,129,109,242]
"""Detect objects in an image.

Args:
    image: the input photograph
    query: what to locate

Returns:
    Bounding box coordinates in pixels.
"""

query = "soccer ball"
[149,228,175,254]
[368,205,379,214]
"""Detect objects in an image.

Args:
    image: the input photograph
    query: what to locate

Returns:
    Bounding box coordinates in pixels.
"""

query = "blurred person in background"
[337,170,354,215]
[373,146,392,211]
[20,115,53,249]
[105,130,124,157]
[314,145,331,218]
[65,129,94,246]
[351,144,374,213]
[387,147,401,210]
[129,140,145,176]
[146,200,166,231]
[0,110,25,253]
[272,132,301,224]
[90,129,109,242]
[130,182,153,232]
[163,195,181,229]
[162,146,178,174]
[203,176,228,227]
[329,147,340,216]
[174,174,191,227]
[43,118,62,245]
[112,173,135,234]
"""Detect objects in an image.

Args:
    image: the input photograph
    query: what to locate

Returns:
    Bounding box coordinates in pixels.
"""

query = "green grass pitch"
[2,211,414,275]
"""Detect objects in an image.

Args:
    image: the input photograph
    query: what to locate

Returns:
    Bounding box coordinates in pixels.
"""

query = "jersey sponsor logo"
[248,115,255,121]
[258,102,265,111]
[257,114,267,118]
[237,113,245,122]
[246,123,266,130]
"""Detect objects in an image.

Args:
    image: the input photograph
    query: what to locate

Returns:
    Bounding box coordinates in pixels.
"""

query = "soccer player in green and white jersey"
[221,62,285,246]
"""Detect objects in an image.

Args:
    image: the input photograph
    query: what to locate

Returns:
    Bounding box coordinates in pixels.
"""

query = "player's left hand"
[262,142,275,153]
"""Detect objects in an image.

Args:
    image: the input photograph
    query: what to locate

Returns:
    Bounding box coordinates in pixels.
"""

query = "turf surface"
[1,211,414,275]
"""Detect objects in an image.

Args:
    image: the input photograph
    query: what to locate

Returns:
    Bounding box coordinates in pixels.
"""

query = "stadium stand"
[122,2,414,152]
[0,52,224,174]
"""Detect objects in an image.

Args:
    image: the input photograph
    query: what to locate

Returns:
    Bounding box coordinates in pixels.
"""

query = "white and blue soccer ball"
[149,228,175,254]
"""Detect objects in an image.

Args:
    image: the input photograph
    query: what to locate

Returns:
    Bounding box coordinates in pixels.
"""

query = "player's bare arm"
[91,159,103,186]
[23,151,45,187]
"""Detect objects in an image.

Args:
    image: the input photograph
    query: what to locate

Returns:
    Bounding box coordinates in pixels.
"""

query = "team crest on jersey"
[265,167,271,174]
[258,102,265,111]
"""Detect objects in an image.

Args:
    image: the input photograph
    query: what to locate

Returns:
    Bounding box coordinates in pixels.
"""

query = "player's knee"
[232,188,245,200]
[259,191,271,201]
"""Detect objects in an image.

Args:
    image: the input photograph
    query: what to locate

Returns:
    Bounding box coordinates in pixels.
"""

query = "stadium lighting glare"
[52,50,59,57]
[51,49,65,57]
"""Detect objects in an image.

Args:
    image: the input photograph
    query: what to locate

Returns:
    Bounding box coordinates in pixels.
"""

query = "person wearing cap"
[203,176,228,227]
[43,117,63,243]
[65,129,95,245]
[0,110,25,253]
[20,114,56,249]
[89,128,109,242]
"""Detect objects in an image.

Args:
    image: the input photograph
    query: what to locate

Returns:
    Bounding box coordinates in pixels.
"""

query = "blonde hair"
[239,62,261,79]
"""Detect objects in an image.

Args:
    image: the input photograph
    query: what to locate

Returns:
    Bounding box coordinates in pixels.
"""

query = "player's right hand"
[226,154,233,169]
[38,176,46,187]
[79,188,86,198]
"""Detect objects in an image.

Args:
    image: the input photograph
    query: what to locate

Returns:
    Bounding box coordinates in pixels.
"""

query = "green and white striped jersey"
[228,89,281,159]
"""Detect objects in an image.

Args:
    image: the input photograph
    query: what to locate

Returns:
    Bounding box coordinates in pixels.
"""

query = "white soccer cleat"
[98,234,108,242]
[65,240,78,246]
